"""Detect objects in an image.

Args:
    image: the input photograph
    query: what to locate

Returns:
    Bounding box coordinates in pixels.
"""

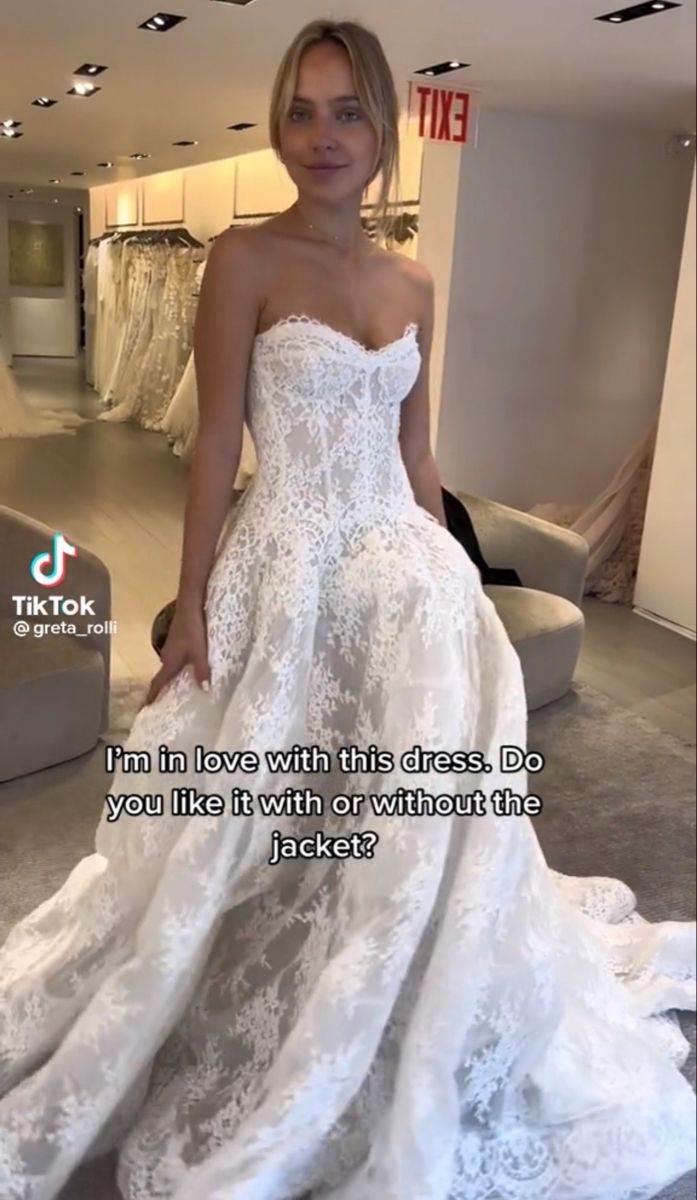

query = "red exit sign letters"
[409,84,471,144]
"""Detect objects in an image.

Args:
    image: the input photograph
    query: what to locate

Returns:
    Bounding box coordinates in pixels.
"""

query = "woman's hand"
[140,603,211,710]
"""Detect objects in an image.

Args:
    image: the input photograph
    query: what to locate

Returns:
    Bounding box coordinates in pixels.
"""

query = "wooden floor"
[2,355,695,742]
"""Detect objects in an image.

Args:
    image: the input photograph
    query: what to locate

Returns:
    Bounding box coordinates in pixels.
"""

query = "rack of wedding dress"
[84,228,204,433]
[0,336,88,440]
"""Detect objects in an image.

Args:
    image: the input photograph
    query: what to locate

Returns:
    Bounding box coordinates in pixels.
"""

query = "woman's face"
[279,41,379,202]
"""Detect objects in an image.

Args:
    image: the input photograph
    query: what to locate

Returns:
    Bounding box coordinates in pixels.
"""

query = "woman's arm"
[398,265,447,528]
[142,229,265,704]
[175,229,264,614]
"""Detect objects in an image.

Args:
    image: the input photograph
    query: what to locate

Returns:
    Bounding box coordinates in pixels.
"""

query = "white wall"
[429,111,694,510]
[0,200,10,366]
[6,201,80,357]
[416,138,465,448]
[89,119,424,246]
[634,167,696,636]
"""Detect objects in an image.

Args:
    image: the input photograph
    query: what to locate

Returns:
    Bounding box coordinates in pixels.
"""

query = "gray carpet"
[0,680,694,1200]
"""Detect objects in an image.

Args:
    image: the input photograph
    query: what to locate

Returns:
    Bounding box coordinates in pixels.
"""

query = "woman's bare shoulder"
[373,249,434,321]
[210,224,269,260]
[398,253,434,292]
[207,225,278,293]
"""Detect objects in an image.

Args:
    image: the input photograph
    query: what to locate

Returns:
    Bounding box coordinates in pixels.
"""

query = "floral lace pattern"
[0,319,695,1200]
[93,242,201,432]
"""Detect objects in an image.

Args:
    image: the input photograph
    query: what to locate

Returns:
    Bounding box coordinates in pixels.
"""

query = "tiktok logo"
[30,532,78,588]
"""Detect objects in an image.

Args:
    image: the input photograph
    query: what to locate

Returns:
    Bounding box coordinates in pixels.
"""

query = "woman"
[0,19,694,1200]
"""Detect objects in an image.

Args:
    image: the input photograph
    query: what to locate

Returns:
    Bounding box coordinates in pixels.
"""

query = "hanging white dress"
[0,317,694,1200]
[162,349,258,489]
[161,348,197,456]
[84,241,100,387]
[529,418,659,601]
[97,244,200,431]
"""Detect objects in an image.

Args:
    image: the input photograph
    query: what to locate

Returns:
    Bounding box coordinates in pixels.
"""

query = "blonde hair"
[269,19,403,250]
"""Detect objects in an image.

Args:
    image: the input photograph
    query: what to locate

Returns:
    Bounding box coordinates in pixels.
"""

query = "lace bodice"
[240,316,423,541]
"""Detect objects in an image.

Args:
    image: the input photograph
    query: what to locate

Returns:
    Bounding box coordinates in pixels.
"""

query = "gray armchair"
[0,505,111,782]
[458,491,589,711]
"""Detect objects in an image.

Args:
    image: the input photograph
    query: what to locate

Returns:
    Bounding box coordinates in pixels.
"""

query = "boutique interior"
[1,0,695,964]
[1,0,696,1068]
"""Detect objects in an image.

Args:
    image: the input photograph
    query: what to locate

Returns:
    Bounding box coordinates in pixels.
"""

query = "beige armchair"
[458,492,589,711]
[0,505,111,782]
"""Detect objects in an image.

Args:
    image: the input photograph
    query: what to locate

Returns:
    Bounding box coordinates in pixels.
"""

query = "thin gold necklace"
[298,213,356,248]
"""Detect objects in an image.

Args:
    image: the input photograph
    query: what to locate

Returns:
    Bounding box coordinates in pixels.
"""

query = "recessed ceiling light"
[210,0,257,5]
[173,139,198,146]
[414,60,471,77]
[129,152,151,160]
[70,171,86,176]
[32,97,58,107]
[75,63,108,76]
[596,1,681,23]
[1,129,23,138]
[139,12,187,31]
[97,161,114,167]
[2,119,21,129]
[49,178,63,183]
[19,188,34,194]
[52,198,59,204]
[227,122,256,131]
[68,83,101,97]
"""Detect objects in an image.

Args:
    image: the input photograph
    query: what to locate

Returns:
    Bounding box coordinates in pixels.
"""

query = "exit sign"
[407,81,477,145]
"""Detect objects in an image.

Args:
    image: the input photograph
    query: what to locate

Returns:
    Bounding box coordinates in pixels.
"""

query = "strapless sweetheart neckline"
[254,313,420,357]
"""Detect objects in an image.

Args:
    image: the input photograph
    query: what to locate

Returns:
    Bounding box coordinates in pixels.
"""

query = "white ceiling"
[1,0,695,198]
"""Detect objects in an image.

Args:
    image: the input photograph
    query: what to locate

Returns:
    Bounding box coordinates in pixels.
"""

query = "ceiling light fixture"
[139,12,187,32]
[227,122,256,131]
[97,161,114,167]
[70,171,86,176]
[414,59,471,77]
[173,139,198,146]
[32,97,58,107]
[596,1,681,23]
[667,131,696,154]
[75,63,108,76]
[1,129,23,139]
[68,83,101,97]
[129,152,151,160]
[2,119,21,129]
[19,188,34,194]
[49,177,63,183]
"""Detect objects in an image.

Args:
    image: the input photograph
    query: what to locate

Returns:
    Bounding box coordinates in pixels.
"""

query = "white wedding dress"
[0,315,695,1200]
[0,348,87,439]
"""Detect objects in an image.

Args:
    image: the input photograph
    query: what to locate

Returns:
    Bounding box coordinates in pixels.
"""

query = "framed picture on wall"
[9,221,65,288]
